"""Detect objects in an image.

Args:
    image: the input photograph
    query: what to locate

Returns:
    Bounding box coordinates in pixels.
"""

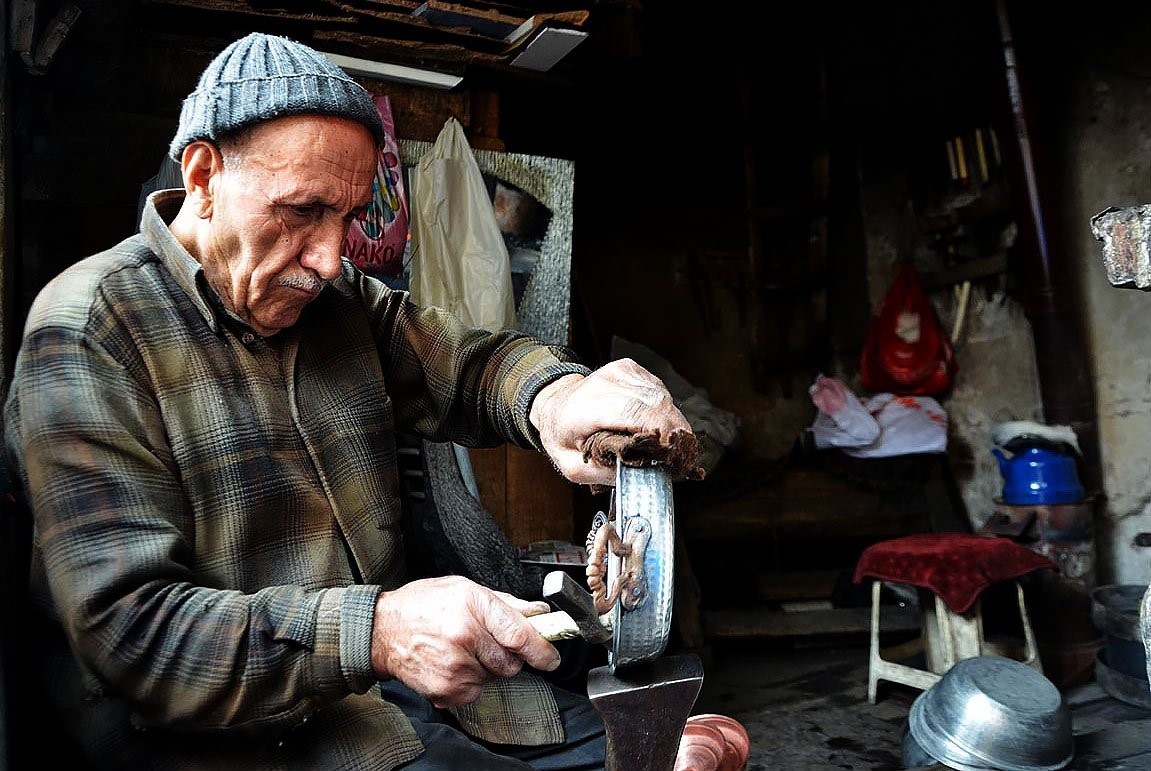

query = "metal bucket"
[1091,584,1148,683]
[1095,649,1151,711]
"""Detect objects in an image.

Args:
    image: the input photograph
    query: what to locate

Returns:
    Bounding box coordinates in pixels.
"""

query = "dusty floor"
[692,640,916,770]
[690,639,1151,770]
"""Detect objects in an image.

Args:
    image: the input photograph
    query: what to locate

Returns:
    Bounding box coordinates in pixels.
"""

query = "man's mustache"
[278,274,327,293]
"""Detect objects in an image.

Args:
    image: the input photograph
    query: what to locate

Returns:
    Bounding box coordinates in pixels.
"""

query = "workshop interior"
[7,1,1151,769]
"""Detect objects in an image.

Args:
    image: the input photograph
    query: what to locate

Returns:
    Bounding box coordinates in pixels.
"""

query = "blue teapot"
[992,443,1085,505]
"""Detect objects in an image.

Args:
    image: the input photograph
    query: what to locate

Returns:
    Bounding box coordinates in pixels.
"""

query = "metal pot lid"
[606,461,675,672]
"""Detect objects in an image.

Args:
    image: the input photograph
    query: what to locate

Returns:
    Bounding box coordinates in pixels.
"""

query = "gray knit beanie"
[168,32,385,161]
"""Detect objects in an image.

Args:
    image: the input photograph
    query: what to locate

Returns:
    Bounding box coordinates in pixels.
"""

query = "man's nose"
[301,218,346,281]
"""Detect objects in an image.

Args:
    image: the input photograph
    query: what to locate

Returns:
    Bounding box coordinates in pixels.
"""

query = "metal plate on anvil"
[607,462,675,672]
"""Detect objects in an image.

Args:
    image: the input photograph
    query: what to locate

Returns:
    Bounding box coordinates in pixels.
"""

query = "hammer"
[528,570,613,645]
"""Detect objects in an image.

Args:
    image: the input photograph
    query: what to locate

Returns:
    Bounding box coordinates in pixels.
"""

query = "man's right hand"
[370,576,561,707]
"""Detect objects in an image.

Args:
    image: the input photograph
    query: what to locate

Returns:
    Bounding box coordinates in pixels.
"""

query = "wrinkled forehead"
[226,115,378,197]
[230,115,376,171]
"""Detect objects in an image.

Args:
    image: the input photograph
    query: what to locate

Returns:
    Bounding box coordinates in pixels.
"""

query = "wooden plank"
[30,3,83,74]
[9,0,37,63]
[470,445,573,549]
[704,605,919,639]
[504,444,572,547]
[756,570,840,602]
[1073,718,1151,764]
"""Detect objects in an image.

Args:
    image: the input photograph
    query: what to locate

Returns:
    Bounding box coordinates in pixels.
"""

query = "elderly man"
[2,32,697,770]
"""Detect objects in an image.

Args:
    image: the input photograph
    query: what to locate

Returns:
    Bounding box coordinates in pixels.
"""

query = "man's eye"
[292,205,320,218]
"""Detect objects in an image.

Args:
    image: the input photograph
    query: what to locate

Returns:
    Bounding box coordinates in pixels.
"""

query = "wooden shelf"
[919,252,1008,291]
[679,466,933,543]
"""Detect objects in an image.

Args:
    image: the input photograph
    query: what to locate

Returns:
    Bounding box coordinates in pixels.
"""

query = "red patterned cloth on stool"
[853,533,1057,613]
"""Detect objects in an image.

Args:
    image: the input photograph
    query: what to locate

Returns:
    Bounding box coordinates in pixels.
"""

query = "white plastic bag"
[843,393,948,458]
[808,374,881,450]
[409,118,516,331]
[807,374,947,457]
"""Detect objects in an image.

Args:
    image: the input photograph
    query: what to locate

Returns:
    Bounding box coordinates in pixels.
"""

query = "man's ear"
[180,140,224,219]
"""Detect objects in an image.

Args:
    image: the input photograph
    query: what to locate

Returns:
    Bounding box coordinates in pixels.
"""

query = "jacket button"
[242,332,256,345]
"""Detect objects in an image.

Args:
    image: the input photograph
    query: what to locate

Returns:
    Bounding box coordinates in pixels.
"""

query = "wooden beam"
[141,0,357,24]
[29,3,82,75]
[9,0,36,67]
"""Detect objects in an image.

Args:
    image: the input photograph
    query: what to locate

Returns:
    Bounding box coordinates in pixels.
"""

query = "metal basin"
[908,656,1073,771]
[902,724,950,769]
[902,726,991,771]
[1091,584,1148,680]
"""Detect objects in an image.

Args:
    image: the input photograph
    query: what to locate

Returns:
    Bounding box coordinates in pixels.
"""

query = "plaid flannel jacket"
[3,191,589,769]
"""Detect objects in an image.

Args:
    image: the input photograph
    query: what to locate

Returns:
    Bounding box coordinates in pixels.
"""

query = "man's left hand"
[529,358,693,486]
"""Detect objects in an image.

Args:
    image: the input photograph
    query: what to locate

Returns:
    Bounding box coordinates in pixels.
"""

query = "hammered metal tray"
[607,461,675,672]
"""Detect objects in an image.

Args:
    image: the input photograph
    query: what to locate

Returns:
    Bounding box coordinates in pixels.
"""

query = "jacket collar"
[139,189,227,335]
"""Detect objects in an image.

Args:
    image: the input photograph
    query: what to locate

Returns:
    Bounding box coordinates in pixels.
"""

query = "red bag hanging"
[859,262,957,396]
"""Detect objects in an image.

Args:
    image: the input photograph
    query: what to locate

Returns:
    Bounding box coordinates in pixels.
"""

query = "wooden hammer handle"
[528,610,585,641]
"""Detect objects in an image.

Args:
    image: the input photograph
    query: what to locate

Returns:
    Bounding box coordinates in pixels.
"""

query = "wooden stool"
[854,533,1056,704]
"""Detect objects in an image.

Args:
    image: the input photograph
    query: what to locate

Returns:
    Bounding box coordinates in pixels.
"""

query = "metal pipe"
[994,0,1104,685]
[994,0,1102,498]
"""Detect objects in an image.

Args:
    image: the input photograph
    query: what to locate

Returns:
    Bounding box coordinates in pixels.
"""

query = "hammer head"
[542,570,613,646]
